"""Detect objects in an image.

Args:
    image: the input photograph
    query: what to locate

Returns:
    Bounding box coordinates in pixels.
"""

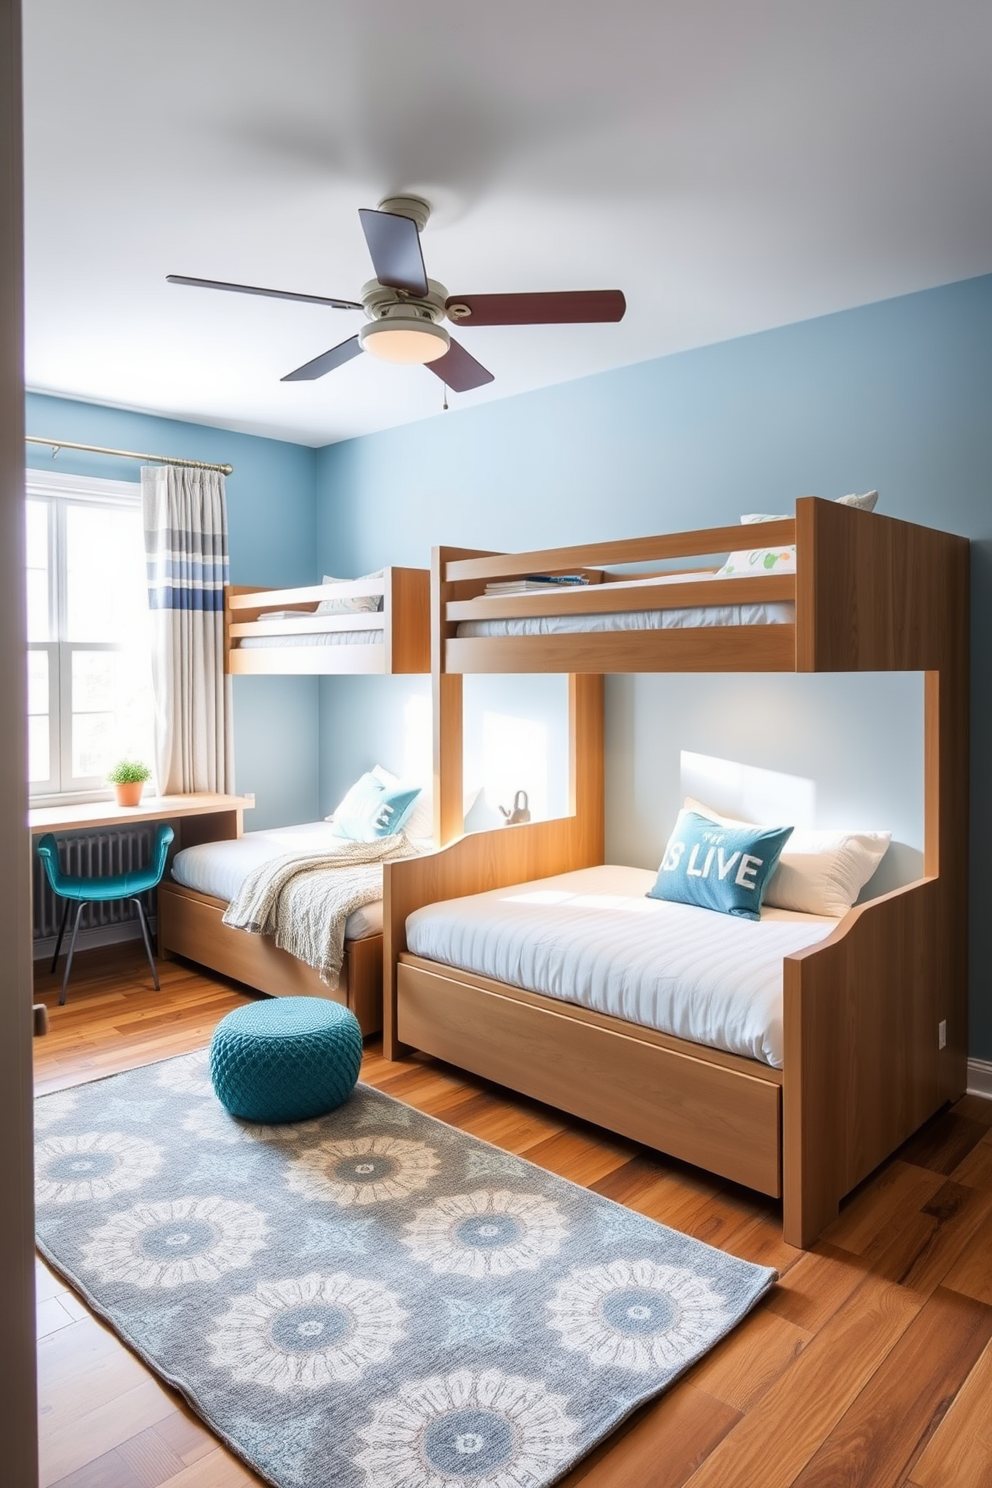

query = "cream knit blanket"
[221,835,427,989]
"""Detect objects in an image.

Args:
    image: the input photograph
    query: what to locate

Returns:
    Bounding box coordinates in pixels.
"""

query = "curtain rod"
[25,435,233,476]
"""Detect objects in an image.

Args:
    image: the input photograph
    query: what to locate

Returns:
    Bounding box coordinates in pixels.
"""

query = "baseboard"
[967,1059,992,1100]
[33,918,156,963]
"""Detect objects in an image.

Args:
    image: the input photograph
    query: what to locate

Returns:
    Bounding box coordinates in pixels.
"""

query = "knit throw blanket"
[221,835,427,988]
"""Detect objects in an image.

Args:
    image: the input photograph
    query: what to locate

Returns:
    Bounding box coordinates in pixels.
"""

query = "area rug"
[35,1050,775,1488]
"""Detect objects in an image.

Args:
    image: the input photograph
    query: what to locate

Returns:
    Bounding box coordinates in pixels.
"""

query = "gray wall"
[315,274,991,1058]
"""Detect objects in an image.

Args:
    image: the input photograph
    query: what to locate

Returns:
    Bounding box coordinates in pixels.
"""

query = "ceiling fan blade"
[167,275,362,310]
[358,209,429,297]
[281,336,363,382]
[425,337,494,393]
[444,290,626,326]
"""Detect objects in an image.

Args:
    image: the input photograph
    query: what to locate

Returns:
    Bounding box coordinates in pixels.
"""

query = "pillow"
[836,490,878,511]
[739,492,878,524]
[329,770,421,842]
[685,798,891,917]
[721,494,879,577]
[316,571,384,615]
[399,780,484,841]
[715,544,797,577]
[647,809,793,921]
[326,764,396,822]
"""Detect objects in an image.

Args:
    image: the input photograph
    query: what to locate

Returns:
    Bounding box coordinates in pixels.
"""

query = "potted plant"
[107,759,152,807]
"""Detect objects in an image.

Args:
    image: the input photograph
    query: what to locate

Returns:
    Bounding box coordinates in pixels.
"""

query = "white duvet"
[405,865,838,1068]
[171,822,387,939]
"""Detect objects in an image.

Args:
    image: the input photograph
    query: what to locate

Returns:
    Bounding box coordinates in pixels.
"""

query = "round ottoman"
[209,998,362,1124]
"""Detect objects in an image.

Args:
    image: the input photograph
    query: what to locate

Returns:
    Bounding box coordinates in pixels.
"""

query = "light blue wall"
[26,393,321,830]
[315,274,992,1057]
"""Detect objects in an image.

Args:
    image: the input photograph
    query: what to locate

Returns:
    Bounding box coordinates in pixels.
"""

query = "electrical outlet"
[938,1019,947,1050]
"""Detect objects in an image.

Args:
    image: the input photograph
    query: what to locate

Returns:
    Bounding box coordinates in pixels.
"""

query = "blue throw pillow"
[647,809,793,921]
[332,772,422,842]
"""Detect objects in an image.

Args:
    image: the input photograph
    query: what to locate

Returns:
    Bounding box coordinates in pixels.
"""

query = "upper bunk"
[434,498,967,678]
[225,566,430,676]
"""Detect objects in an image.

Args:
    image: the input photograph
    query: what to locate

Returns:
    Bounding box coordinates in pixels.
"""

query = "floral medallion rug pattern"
[36,1051,775,1488]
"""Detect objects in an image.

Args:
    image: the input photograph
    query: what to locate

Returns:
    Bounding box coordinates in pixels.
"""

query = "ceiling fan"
[167,195,626,394]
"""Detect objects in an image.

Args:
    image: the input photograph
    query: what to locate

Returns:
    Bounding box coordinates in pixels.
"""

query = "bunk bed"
[383,499,969,1247]
[159,567,431,1035]
[224,566,429,675]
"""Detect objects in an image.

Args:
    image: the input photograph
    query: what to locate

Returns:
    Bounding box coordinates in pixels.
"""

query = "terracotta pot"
[114,781,144,807]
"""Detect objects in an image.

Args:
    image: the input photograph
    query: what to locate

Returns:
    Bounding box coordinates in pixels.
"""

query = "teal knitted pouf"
[209,998,363,1124]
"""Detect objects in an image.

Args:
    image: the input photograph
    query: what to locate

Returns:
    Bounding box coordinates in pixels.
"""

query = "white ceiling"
[23,0,992,446]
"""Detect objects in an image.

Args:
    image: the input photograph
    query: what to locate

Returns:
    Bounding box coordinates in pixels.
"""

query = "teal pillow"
[332,771,421,842]
[647,809,793,920]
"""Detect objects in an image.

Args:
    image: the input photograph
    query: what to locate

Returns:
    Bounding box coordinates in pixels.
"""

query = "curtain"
[142,465,232,795]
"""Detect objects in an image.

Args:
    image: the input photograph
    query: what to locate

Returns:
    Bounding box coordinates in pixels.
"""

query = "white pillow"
[836,490,878,511]
[723,494,879,577]
[316,571,384,615]
[738,492,878,524]
[715,545,796,578]
[402,780,483,841]
[684,797,891,917]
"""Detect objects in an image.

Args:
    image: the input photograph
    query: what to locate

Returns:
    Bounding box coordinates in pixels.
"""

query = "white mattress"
[405,865,837,1068]
[237,631,383,649]
[456,570,793,638]
[171,822,385,939]
[457,602,794,638]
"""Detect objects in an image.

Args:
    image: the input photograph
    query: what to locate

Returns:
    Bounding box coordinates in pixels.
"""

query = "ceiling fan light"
[359,318,450,365]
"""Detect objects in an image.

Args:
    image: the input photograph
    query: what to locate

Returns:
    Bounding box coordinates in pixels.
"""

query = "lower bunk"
[384,833,960,1248]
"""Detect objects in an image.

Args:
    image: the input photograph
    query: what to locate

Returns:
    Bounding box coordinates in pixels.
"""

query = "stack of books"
[484,574,590,597]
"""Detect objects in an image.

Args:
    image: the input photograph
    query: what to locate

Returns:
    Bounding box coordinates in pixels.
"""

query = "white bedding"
[405,865,837,1067]
[456,602,794,638]
[237,631,383,649]
[455,568,794,638]
[172,822,387,939]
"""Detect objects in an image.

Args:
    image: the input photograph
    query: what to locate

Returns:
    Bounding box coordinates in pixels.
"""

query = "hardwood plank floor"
[32,942,992,1488]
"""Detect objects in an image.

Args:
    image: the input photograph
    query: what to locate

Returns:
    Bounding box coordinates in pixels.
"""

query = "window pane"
[25,500,50,641]
[72,708,115,779]
[72,650,115,712]
[66,504,148,644]
[27,648,49,714]
[28,714,50,783]
[70,647,155,784]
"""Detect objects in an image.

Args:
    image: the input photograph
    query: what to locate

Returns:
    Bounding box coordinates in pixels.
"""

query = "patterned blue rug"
[35,1050,775,1488]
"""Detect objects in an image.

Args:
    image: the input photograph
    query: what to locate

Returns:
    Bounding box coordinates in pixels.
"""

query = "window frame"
[26,466,152,806]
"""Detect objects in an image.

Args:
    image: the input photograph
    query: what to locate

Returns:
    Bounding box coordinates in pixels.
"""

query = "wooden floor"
[33,942,992,1488]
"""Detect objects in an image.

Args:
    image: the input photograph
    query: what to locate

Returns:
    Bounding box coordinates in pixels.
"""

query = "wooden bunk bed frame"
[225,566,429,675]
[383,498,969,1247]
[160,566,431,1035]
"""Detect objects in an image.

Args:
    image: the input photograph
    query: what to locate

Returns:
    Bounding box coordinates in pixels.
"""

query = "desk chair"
[37,824,174,1005]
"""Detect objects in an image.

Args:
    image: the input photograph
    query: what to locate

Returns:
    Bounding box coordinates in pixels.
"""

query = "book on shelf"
[484,574,590,596]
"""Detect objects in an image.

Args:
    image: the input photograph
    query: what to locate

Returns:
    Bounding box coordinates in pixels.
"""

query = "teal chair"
[37,824,174,1005]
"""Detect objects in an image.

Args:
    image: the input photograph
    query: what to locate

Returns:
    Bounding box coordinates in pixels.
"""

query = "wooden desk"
[29,792,255,847]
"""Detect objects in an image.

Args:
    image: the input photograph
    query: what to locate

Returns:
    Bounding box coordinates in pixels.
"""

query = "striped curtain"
[142,465,232,794]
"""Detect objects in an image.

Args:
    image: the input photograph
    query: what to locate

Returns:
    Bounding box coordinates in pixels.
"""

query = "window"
[27,469,155,801]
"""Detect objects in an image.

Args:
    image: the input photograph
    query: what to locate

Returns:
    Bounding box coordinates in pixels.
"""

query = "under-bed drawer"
[397,958,782,1196]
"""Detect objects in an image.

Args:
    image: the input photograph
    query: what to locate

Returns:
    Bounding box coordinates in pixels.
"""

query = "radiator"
[33,826,159,943]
